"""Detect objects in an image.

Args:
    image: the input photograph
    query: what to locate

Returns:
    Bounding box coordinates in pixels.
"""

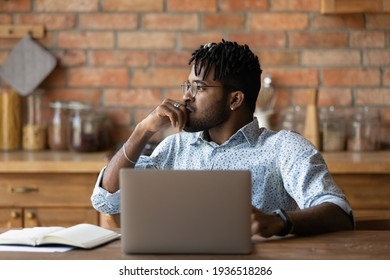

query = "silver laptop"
[120,169,252,254]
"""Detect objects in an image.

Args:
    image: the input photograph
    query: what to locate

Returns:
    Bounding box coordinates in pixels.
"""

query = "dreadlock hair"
[188,39,262,113]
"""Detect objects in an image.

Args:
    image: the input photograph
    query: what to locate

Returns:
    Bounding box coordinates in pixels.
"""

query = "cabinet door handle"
[26,211,36,219]
[10,211,21,219]
[11,186,39,193]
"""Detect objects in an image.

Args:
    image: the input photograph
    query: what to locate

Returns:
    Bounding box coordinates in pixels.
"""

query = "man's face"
[183,65,231,132]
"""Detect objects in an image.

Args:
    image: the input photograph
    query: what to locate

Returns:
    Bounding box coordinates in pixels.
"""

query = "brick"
[388,33,390,47]
[57,32,114,49]
[54,50,87,67]
[355,89,390,106]
[292,88,327,106]
[131,68,189,87]
[383,69,390,86]
[317,88,352,106]
[229,32,286,48]
[272,88,293,107]
[166,89,184,100]
[272,0,320,11]
[118,32,176,49]
[0,38,18,49]
[289,32,348,48]
[220,0,268,11]
[268,69,318,87]
[44,88,100,105]
[14,14,76,30]
[302,50,360,66]
[104,89,162,107]
[250,13,308,30]
[0,14,12,24]
[0,35,52,50]
[68,68,129,87]
[203,14,245,30]
[364,50,390,66]
[80,14,138,30]
[168,0,217,11]
[258,50,300,67]
[105,108,132,127]
[91,50,149,67]
[41,68,67,87]
[36,0,98,12]
[381,108,390,123]
[103,0,163,12]
[351,31,386,48]
[322,68,381,86]
[180,33,227,49]
[153,51,193,67]
[143,14,198,31]
[367,14,390,29]
[0,0,30,12]
[311,14,365,30]
[35,33,53,49]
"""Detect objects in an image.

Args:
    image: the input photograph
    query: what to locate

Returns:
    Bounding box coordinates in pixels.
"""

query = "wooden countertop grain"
[0,151,109,173]
[1,150,389,174]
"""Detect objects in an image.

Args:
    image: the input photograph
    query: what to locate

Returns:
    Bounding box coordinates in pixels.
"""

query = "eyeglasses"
[181,81,224,98]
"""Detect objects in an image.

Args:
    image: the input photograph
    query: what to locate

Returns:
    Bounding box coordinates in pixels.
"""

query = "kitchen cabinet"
[323,151,390,229]
[1,150,389,229]
[0,151,108,228]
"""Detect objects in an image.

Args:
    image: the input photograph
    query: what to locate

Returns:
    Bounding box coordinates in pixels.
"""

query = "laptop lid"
[120,169,252,254]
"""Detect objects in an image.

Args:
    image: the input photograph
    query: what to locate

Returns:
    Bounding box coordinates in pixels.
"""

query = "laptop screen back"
[120,169,252,254]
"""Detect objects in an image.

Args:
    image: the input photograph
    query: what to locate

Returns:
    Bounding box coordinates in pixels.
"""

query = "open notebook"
[120,169,252,254]
[0,223,120,249]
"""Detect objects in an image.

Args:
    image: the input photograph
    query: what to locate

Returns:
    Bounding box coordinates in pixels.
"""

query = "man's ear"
[229,91,245,111]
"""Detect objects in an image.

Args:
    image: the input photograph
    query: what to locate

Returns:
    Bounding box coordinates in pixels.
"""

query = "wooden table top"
[1,230,389,260]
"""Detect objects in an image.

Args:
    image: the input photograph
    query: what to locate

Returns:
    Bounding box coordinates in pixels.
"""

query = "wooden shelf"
[321,0,390,14]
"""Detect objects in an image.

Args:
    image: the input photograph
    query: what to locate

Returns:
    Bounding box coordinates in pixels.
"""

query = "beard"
[183,100,230,133]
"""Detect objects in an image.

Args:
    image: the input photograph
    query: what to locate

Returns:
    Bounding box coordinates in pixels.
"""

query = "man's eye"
[196,85,206,91]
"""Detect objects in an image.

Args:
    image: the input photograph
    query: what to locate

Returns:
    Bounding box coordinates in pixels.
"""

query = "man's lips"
[185,104,195,113]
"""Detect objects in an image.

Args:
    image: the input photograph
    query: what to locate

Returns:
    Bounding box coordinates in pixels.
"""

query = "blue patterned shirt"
[91,119,353,216]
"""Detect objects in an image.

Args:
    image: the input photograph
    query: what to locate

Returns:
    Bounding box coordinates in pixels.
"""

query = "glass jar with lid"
[68,102,99,152]
[319,106,346,152]
[48,101,69,150]
[280,106,306,134]
[347,107,380,151]
[22,89,47,151]
[94,110,112,151]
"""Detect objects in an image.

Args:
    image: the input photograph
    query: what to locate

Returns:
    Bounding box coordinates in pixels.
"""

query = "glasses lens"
[181,82,189,96]
[181,82,199,97]
[191,81,198,97]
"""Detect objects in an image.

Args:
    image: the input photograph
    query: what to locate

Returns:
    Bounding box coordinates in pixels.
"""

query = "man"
[91,39,354,237]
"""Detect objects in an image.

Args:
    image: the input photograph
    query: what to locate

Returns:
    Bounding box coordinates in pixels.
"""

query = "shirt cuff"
[90,167,121,214]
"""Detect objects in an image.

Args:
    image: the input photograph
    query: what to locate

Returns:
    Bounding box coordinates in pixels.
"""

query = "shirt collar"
[189,118,263,147]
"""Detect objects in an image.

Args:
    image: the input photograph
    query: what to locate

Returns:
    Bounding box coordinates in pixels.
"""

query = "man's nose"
[182,89,194,102]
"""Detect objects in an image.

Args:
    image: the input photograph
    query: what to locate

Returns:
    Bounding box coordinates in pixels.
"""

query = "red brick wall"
[1,0,389,144]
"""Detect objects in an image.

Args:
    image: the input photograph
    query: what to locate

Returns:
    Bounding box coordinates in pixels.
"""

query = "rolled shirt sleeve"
[90,167,121,214]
